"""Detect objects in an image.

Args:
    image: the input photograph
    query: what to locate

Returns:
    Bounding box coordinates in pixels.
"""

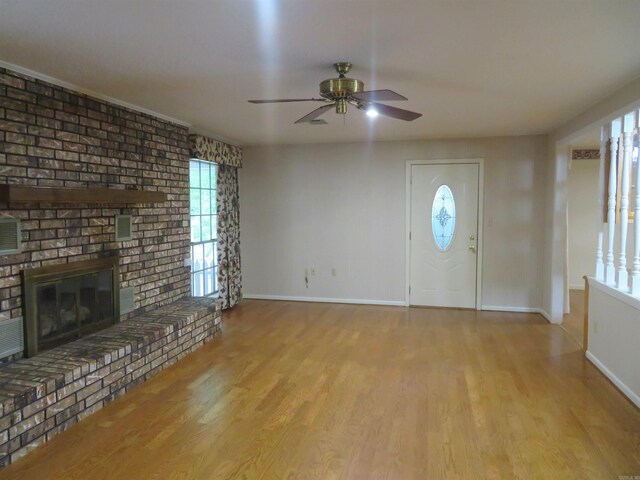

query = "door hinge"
[409,232,412,240]
[410,175,412,185]
[409,286,411,294]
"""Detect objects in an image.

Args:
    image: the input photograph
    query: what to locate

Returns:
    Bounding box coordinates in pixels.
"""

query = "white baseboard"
[481,305,538,313]
[536,308,553,323]
[243,294,406,307]
[481,306,554,323]
[586,350,640,409]
[245,297,552,313]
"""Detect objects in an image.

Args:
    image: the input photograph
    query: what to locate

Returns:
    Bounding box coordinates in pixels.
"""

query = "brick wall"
[0,67,192,361]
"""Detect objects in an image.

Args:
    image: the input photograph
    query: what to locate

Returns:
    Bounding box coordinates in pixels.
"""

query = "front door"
[409,162,479,308]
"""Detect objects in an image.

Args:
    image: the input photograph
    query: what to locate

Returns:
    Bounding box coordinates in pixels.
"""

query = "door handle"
[469,245,476,252]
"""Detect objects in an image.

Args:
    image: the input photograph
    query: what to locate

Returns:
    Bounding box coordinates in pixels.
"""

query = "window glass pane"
[204,268,215,296]
[190,216,201,243]
[193,244,204,272]
[190,189,201,215]
[193,270,204,296]
[212,215,217,240]
[201,163,210,189]
[211,164,217,191]
[211,191,217,214]
[201,215,212,242]
[431,185,456,251]
[201,189,211,215]
[189,161,200,188]
[204,242,214,269]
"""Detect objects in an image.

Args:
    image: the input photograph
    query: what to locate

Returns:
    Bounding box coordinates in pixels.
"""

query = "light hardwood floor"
[562,289,585,348]
[1,300,639,479]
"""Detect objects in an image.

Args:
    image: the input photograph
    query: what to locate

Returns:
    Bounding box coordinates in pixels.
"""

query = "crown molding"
[0,60,190,127]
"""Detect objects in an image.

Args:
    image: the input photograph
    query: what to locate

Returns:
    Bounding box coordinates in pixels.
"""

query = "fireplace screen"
[23,256,120,357]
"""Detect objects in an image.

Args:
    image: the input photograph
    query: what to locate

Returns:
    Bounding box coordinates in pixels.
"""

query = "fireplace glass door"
[36,270,114,349]
[23,256,120,357]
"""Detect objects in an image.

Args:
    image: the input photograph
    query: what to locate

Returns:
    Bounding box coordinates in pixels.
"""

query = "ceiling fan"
[248,62,422,124]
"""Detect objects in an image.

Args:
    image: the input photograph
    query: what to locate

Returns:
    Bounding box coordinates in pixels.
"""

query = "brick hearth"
[0,296,221,466]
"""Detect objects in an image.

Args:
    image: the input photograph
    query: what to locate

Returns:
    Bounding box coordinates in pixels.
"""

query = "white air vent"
[120,286,135,314]
[0,317,24,358]
[0,218,21,255]
[115,215,132,241]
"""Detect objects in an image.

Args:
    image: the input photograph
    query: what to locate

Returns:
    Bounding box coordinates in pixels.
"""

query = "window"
[190,159,217,296]
[431,184,456,251]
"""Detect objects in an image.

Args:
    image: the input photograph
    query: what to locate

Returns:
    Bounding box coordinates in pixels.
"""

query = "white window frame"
[189,158,218,297]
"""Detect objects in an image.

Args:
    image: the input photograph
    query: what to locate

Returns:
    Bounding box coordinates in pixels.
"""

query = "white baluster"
[595,125,608,281]
[606,118,621,285]
[617,113,635,291]
[632,112,640,295]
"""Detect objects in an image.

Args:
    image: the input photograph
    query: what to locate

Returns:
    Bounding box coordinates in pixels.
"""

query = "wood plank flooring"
[1,300,639,479]
[562,289,585,349]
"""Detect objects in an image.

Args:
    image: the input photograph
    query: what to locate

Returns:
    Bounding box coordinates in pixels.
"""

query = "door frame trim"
[405,158,484,309]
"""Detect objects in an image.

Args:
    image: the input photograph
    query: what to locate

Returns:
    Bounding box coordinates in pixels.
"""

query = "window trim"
[189,158,218,298]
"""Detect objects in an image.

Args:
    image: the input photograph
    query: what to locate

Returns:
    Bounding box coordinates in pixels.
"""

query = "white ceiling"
[1,0,640,146]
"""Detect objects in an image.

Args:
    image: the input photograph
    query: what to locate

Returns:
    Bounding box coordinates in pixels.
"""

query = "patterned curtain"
[216,166,242,309]
[189,134,242,309]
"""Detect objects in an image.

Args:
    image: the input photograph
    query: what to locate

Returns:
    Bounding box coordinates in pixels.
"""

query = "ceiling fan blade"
[294,104,335,124]
[351,89,408,102]
[369,102,422,121]
[248,98,325,104]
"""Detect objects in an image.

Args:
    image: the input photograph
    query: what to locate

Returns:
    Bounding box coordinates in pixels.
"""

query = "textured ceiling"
[1,0,640,146]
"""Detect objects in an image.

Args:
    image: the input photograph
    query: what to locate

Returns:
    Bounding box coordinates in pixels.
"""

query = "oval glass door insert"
[431,185,456,250]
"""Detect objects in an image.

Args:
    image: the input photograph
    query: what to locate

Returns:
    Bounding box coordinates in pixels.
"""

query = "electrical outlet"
[310,267,316,276]
[331,268,337,276]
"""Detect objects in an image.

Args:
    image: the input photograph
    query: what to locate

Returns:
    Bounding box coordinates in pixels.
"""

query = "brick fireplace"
[0,66,192,361]
[0,67,224,465]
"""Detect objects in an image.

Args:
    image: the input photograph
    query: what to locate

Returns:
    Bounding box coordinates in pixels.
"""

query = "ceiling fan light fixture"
[336,99,348,115]
[366,107,379,118]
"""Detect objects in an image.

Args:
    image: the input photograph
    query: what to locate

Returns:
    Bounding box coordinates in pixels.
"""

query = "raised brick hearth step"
[0,296,221,466]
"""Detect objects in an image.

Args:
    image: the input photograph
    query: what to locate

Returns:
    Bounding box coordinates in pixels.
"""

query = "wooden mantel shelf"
[0,185,167,205]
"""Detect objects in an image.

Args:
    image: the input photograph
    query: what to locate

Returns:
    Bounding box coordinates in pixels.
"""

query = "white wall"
[240,136,547,309]
[587,279,640,408]
[543,76,640,322]
[567,159,599,289]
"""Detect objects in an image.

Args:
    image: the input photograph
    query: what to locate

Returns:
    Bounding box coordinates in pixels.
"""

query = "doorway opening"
[565,131,601,347]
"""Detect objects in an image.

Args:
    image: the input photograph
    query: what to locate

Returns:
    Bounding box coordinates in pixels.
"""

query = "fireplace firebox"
[22,256,120,357]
